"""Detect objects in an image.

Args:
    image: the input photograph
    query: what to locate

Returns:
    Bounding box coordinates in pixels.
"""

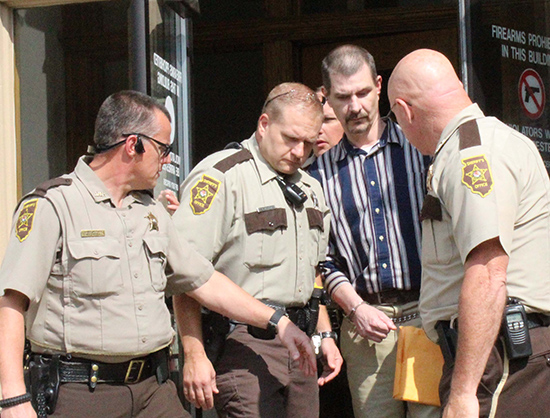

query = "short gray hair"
[93,90,171,148]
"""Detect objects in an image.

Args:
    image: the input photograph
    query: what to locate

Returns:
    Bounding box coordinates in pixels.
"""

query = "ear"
[257,113,270,141]
[396,98,413,123]
[124,134,139,156]
[375,75,383,96]
[321,86,329,99]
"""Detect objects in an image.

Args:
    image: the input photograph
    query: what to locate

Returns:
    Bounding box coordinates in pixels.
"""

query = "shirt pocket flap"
[68,237,121,260]
[244,208,287,234]
[142,235,169,256]
[306,208,324,231]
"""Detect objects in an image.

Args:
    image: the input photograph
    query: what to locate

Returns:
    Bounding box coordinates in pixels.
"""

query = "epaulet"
[33,177,73,197]
[458,120,481,150]
[213,148,253,173]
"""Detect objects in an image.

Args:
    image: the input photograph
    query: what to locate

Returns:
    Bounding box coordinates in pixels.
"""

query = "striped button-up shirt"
[309,120,428,298]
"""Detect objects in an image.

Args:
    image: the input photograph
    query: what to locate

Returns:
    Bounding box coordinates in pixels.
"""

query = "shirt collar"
[332,120,402,161]
[245,133,308,186]
[74,156,149,206]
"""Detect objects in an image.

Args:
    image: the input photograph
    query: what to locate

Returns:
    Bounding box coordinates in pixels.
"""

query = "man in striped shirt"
[310,45,439,418]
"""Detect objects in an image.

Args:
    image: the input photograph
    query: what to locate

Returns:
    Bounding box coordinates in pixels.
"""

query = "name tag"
[81,229,106,238]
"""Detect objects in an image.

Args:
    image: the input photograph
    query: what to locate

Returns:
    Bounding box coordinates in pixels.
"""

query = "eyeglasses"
[384,100,412,123]
[263,89,325,110]
[123,133,173,158]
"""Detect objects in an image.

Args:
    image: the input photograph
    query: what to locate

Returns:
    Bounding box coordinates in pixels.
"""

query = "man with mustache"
[309,45,439,418]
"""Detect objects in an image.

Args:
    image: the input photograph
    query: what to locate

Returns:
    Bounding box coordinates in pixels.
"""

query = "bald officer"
[173,82,342,417]
[0,91,316,418]
[388,50,550,417]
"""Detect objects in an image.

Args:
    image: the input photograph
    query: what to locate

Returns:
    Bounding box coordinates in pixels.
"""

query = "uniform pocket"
[306,208,324,266]
[143,235,169,292]
[243,208,286,269]
[67,238,122,297]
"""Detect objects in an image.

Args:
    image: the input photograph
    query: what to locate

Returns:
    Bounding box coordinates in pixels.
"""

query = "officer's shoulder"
[28,176,73,198]
[15,176,72,215]
[195,146,254,175]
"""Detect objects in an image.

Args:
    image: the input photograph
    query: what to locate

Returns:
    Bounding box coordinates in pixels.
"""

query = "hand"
[157,190,180,215]
[0,401,37,418]
[352,304,396,342]
[317,337,343,386]
[443,393,479,418]
[277,317,317,376]
[182,351,219,410]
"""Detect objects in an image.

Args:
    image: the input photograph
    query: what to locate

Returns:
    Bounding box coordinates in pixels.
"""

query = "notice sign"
[147,0,192,197]
[464,0,550,173]
[518,68,545,119]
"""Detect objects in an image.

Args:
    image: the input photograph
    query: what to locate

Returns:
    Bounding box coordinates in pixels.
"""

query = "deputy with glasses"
[172,82,342,417]
[0,90,317,417]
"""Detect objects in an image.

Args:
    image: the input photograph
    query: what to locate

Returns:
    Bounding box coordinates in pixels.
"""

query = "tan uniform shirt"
[173,134,330,307]
[420,104,550,341]
[0,157,214,359]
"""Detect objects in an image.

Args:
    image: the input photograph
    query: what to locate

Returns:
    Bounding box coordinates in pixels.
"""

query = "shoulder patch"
[213,149,253,173]
[34,177,73,197]
[16,199,39,242]
[458,120,481,150]
[461,155,494,197]
[189,175,221,215]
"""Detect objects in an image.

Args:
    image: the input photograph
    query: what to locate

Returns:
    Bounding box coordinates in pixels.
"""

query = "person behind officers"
[314,87,344,157]
[0,90,316,418]
[388,49,550,417]
[172,82,342,417]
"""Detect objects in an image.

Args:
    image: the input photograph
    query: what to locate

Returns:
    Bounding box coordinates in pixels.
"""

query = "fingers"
[296,337,317,376]
[184,381,217,410]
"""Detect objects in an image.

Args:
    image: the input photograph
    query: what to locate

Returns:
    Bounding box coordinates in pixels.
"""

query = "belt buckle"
[125,359,146,383]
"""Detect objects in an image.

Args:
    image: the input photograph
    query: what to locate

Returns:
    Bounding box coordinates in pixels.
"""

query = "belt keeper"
[89,363,99,390]
[347,301,367,322]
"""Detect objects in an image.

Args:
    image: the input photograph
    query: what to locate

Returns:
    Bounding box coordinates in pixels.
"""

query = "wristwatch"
[319,331,338,343]
[266,309,287,335]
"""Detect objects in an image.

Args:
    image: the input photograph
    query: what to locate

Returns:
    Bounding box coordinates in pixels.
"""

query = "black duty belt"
[526,312,550,329]
[361,289,420,305]
[257,301,310,333]
[437,313,550,333]
[34,347,169,387]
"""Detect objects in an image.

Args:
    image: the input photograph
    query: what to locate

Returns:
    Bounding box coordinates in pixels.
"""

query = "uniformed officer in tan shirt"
[0,90,316,417]
[388,50,550,417]
[172,82,343,417]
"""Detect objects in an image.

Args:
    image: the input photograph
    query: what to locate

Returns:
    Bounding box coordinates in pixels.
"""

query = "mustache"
[345,111,368,122]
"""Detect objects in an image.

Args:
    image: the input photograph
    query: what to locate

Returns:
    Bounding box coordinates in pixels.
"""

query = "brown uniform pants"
[214,324,319,418]
[51,376,188,417]
[439,325,550,417]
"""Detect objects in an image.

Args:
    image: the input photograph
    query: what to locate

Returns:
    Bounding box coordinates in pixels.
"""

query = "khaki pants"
[341,302,441,418]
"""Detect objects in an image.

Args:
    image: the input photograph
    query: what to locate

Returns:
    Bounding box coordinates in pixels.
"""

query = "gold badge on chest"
[145,212,159,231]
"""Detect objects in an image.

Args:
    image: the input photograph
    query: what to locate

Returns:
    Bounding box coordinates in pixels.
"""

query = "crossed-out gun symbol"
[525,85,540,103]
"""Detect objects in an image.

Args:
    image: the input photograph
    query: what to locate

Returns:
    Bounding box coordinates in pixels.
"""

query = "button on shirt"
[310,120,427,298]
[172,135,330,307]
[0,157,214,359]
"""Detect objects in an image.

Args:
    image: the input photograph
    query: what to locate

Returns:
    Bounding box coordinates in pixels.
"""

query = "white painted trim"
[0,3,17,259]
